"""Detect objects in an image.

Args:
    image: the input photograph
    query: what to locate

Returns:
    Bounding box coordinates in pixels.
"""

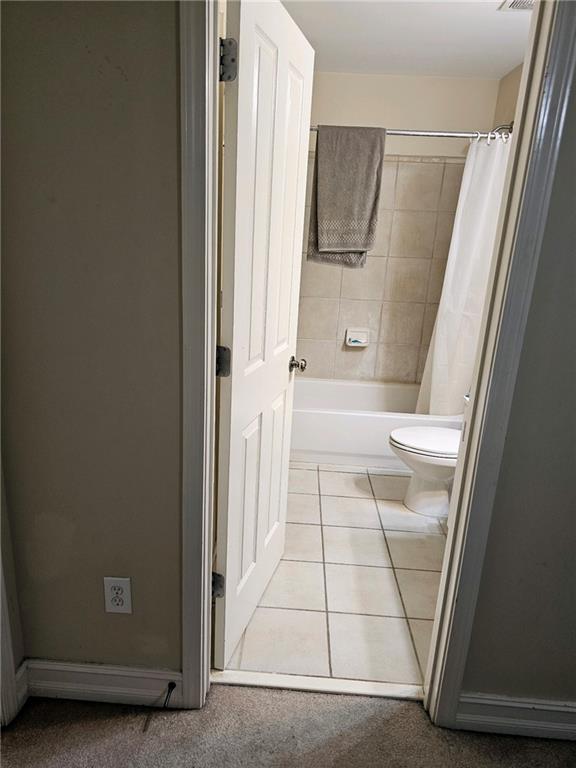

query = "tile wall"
[297,155,465,383]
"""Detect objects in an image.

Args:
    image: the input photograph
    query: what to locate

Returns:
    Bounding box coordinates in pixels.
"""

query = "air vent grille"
[499,0,534,11]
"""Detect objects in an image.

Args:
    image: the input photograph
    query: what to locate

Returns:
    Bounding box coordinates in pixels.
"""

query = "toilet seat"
[390,427,461,460]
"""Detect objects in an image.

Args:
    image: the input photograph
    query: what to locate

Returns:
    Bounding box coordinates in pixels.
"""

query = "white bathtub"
[291,378,462,470]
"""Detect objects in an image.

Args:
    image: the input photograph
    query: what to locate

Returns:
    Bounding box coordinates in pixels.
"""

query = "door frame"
[426,0,574,729]
[180,0,573,723]
[179,0,218,709]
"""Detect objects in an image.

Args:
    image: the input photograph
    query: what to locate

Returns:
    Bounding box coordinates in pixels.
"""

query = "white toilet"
[389,426,461,518]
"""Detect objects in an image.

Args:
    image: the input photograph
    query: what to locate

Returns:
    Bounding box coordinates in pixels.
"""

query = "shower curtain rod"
[309,123,513,140]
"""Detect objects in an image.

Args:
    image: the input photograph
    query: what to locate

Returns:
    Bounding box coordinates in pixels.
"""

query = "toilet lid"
[390,427,461,458]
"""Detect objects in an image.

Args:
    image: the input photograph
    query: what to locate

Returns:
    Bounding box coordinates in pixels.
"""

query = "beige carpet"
[2,686,574,768]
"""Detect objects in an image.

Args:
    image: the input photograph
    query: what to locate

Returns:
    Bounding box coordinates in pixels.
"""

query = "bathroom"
[215,0,532,696]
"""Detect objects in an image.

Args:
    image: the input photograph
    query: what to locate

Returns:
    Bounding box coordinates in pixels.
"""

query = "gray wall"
[462,77,576,701]
[2,1,182,669]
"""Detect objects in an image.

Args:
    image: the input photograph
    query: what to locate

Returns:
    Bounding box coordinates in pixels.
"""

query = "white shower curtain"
[417,138,511,415]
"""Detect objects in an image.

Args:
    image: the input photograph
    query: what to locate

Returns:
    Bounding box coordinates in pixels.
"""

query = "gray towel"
[307,126,386,268]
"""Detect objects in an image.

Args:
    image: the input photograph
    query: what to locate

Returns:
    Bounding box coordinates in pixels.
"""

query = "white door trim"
[426,0,576,734]
[212,669,423,701]
[1,471,27,725]
[179,0,218,709]
[1,561,24,724]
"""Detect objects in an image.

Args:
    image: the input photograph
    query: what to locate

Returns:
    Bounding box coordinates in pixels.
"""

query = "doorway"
[201,0,555,707]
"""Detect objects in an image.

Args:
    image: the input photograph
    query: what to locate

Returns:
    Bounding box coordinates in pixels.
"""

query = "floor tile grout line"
[283,556,390,568]
[281,556,442,573]
[290,462,414,479]
[367,471,425,683]
[257,604,434,621]
[292,494,445,535]
[328,517,445,539]
[236,630,246,670]
[287,520,442,535]
[226,627,247,672]
[280,556,442,574]
[317,469,334,678]
[374,498,444,536]
[290,489,443,505]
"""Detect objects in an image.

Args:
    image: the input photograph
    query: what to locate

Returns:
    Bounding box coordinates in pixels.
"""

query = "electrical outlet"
[103,577,132,614]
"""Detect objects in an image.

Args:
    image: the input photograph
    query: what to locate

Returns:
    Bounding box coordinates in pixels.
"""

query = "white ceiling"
[283,1,532,79]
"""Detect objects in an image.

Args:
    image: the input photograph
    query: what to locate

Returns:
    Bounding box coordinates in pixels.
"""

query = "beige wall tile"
[416,346,429,383]
[300,258,342,298]
[371,210,393,257]
[380,302,425,345]
[297,154,463,384]
[296,340,337,378]
[395,162,443,211]
[298,297,339,339]
[341,256,387,300]
[439,163,464,212]
[433,212,455,259]
[421,303,438,347]
[419,157,449,164]
[384,258,430,303]
[334,343,378,380]
[395,155,422,163]
[379,162,397,209]
[427,260,447,303]
[389,211,436,259]
[337,299,382,341]
[376,344,419,383]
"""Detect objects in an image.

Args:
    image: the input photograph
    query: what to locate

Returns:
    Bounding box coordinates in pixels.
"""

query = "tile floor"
[227,463,447,688]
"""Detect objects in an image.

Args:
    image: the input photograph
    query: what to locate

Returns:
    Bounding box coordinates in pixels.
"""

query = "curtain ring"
[486,131,492,146]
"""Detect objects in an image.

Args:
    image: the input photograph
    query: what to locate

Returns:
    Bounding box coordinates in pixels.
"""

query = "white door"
[214,0,314,668]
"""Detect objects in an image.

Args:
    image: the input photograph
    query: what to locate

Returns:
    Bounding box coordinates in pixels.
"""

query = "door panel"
[276,68,305,351]
[267,392,287,538]
[214,0,314,668]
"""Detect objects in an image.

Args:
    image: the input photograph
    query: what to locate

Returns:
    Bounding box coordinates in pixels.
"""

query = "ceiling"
[283,1,532,79]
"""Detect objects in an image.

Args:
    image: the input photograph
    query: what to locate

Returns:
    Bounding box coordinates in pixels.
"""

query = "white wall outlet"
[103,577,132,614]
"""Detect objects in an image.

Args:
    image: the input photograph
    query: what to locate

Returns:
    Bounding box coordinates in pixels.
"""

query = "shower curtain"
[417,138,511,415]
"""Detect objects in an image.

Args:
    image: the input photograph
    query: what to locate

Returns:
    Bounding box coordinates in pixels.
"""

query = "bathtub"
[291,378,462,471]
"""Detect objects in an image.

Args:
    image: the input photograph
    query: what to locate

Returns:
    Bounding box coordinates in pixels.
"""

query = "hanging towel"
[307,125,386,268]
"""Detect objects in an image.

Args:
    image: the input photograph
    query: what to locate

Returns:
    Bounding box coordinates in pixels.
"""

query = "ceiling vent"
[499,0,534,11]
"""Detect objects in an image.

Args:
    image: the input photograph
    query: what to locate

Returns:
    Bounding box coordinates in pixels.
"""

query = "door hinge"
[216,345,231,377]
[219,38,238,82]
[212,571,225,599]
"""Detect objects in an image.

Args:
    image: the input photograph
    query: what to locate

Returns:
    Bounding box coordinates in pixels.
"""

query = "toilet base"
[404,474,451,518]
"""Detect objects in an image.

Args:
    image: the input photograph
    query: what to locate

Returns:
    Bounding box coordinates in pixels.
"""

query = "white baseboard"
[17,660,576,740]
[15,662,29,710]
[457,692,576,740]
[24,660,183,708]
